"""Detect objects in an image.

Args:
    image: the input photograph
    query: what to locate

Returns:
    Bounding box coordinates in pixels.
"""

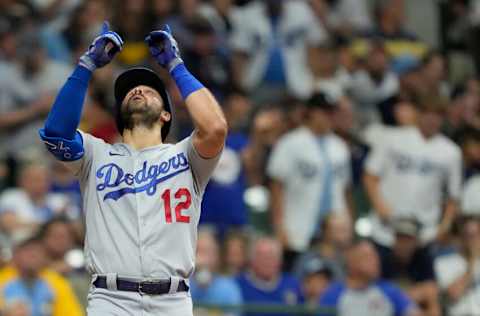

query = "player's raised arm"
[145,25,227,158]
[38,22,123,166]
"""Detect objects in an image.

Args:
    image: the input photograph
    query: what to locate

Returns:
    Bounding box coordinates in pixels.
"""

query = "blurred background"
[1,0,480,315]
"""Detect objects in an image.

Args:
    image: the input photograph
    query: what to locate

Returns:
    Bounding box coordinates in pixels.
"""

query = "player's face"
[121,85,171,131]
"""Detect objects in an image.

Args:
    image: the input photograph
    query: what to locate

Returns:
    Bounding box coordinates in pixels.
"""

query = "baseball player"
[38,22,227,316]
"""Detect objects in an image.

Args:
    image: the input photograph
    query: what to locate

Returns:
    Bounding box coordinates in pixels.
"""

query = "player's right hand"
[79,21,124,72]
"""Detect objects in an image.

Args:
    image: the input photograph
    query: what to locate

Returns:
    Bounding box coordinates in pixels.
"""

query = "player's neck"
[122,126,163,150]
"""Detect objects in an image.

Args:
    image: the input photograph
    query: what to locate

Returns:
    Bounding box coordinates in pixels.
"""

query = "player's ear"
[160,110,171,123]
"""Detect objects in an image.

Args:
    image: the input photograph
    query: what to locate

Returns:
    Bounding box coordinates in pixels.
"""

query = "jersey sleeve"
[365,141,389,176]
[68,131,106,180]
[180,135,222,195]
[379,282,417,316]
[266,137,292,182]
[446,148,462,200]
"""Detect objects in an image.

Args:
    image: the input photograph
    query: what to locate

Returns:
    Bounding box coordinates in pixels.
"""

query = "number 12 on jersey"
[161,188,191,223]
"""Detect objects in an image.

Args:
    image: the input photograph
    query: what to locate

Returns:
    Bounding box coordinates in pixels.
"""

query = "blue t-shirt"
[236,272,302,316]
[190,275,243,306]
[3,278,54,316]
[319,281,416,316]
[200,133,249,234]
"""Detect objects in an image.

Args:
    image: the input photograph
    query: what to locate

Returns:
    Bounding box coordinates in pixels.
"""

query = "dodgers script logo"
[96,153,189,201]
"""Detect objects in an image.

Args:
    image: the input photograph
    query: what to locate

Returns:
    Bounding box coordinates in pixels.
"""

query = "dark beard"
[121,99,162,131]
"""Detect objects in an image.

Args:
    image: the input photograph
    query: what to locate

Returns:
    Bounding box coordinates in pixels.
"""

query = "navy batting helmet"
[114,67,172,141]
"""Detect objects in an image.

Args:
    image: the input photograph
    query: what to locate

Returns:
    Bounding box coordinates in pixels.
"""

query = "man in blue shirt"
[236,237,301,316]
[319,240,420,316]
[190,228,242,315]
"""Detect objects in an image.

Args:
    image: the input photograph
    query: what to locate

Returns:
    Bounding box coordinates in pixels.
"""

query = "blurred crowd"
[1,0,480,315]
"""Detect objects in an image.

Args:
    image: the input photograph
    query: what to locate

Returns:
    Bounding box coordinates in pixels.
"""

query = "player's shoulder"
[432,134,461,157]
[78,130,110,148]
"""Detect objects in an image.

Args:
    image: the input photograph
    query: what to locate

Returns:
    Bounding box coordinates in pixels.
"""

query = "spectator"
[198,0,240,55]
[434,214,480,316]
[294,213,353,281]
[0,233,83,316]
[417,52,450,100]
[49,161,82,210]
[376,218,440,316]
[223,230,248,275]
[0,27,52,161]
[348,40,399,127]
[243,105,285,186]
[307,40,351,99]
[267,93,351,269]
[165,0,201,50]
[201,91,251,235]
[376,57,421,126]
[332,95,370,187]
[230,0,327,102]
[113,0,152,66]
[309,0,372,39]
[319,239,421,316]
[38,218,77,275]
[298,255,334,307]
[458,127,480,179]
[356,0,428,64]
[0,162,79,237]
[62,0,108,59]
[236,237,301,316]
[182,16,231,99]
[363,96,462,249]
[190,228,243,315]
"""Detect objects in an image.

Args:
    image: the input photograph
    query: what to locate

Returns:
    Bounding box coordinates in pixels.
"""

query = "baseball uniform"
[267,127,351,252]
[365,126,462,247]
[66,131,219,315]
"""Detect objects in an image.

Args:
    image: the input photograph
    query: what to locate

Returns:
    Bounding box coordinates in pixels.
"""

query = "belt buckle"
[138,281,155,295]
[138,281,147,295]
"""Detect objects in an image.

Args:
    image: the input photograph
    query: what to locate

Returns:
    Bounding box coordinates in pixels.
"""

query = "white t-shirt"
[267,127,351,251]
[435,253,480,316]
[229,0,327,99]
[365,127,462,246]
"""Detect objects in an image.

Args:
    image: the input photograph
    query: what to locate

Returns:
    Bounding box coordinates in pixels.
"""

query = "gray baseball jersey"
[72,131,219,280]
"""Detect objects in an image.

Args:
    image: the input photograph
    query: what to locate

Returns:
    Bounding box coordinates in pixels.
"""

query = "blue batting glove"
[79,21,124,72]
[145,25,183,73]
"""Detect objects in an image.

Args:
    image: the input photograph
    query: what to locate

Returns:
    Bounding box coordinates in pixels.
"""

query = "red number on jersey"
[174,188,191,223]
[161,188,191,223]
[161,189,173,223]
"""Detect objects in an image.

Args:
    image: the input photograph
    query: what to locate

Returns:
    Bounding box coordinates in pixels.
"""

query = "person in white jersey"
[37,22,227,316]
[267,92,351,270]
[363,96,462,248]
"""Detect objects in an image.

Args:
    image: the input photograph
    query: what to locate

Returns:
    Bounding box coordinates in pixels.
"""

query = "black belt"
[93,276,189,295]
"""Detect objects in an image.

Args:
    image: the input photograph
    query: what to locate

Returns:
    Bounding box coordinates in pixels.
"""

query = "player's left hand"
[145,24,183,73]
[79,21,124,72]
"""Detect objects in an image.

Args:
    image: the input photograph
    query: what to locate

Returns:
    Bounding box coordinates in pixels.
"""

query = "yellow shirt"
[0,265,84,316]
